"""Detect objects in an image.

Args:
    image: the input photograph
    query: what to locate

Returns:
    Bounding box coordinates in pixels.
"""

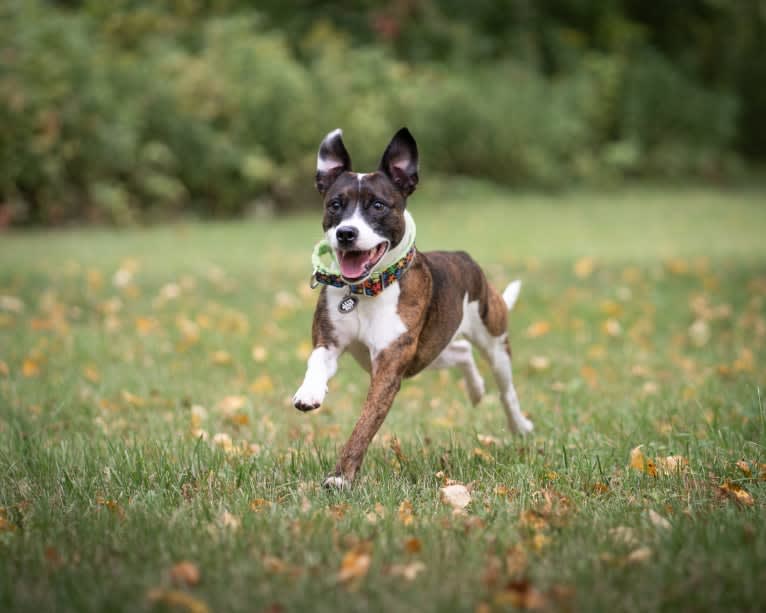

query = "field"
[1,182,765,612]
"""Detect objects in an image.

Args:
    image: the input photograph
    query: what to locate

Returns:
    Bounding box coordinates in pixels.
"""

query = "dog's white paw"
[510,416,534,435]
[322,475,352,490]
[292,380,326,412]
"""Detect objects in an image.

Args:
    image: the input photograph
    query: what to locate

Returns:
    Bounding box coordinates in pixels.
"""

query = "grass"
[1,181,765,613]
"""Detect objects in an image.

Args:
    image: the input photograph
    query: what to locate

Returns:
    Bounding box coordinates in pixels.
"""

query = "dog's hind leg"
[428,339,485,406]
[463,281,533,434]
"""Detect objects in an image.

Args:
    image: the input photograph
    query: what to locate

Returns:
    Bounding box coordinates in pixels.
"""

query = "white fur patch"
[322,475,351,490]
[326,283,407,359]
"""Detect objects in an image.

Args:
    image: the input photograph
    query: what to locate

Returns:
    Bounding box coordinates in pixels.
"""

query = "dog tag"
[338,294,358,314]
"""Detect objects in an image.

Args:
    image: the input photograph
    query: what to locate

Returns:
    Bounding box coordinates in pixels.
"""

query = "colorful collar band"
[312,244,417,296]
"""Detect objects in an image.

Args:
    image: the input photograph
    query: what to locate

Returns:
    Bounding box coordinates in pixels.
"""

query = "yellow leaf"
[388,561,426,581]
[169,561,201,587]
[626,547,652,564]
[338,546,372,584]
[398,500,415,525]
[22,358,40,378]
[603,318,622,337]
[210,350,232,365]
[212,433,233,453]
[655,455,688,475]
[628,446,657,477]
[251,345,268,363]
[494,579,547,610]
[296,341,312,361]
[473,447,494,462]
[134,316,158,335]
[250,499,271,513]
[440,484,471,510]
[147,589,209,613]
[217,395,246,413]
[0,360,8,377]
[218,510,241,530]
[528,355,551,372]
[249,375,274,394]
[477,434,501,447]
[121,390,145,407]
[573,256,595,279]
[82,365,101,383]
[647,509,671,530]
[525,321,551,339]
[719,480,754,506]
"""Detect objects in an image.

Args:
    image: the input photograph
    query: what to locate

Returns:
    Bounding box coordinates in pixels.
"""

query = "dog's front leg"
[293,345,340,412]
[323,343,414,489]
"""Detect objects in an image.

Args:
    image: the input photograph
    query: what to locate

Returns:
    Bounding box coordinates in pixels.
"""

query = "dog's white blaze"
[326,284,407,358]
[292,346,340,408]
[326,206,388,252]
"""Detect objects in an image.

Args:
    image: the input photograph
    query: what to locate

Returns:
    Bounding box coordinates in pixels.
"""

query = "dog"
[293,127,533,489]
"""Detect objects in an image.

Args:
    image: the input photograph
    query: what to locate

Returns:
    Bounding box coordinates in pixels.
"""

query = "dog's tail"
[502,280,522,311]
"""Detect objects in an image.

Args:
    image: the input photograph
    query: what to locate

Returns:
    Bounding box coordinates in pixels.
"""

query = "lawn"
[1,182,765,613]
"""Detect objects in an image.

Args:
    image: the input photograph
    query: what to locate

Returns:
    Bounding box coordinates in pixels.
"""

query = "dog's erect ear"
[379,127,419,196]
[316,129,351,194]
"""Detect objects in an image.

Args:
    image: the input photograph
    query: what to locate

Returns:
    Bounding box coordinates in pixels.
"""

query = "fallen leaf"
[573,256,595,279]
[217,395,246,413]
[603,318,622,337]
[398,500,415,525]
[251,345,268,363]
[655,455,688,475]
[609,526,639,547]
[147,589,209,613]
[169,561,201,587]
[121,390,145,407]
[440,484,471,510]
[82,365,101,383]
[0,360,8,377]
[387,561,426,581]
[22,358,40,378]
[218,510,241,531]
[647,509,671,530]
[526,321,551,339]
[477,434,501,447]
[473,447,493,462]
[212,433,233,453]
[494,579,547,610]
[628,446,657,477]
[338,546,372,584]
[625,547,652,563]
[250,375,274,394]
[719,480,754,506]
[736,460,752,477]
[688,319,710,347]
[528,355,551,372]
[250,499,271,513]
[403,537,422,554]
[210,350,232,365]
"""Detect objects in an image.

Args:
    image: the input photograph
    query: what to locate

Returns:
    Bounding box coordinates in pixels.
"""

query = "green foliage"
[0,0,759,225]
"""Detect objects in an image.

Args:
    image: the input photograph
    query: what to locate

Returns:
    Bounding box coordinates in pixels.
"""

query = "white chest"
[326,285,408,357]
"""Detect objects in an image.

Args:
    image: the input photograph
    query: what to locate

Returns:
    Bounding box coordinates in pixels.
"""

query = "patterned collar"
[313,244,417,296]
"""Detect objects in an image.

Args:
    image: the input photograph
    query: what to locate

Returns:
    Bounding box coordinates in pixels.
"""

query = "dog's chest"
[326,285,407,356]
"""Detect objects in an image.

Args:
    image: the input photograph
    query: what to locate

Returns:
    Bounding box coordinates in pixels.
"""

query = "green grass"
[1,182,765,613]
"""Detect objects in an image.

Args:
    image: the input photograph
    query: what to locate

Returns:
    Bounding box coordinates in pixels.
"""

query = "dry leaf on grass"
[647,509,671,530]
[147,589,209,613]
[169,561,201,587]
[629,446,688,477]
[719,480,754,506]
[625,547,652,564]
[440,484,471,510]
[387,561,426,581]
[494,579,548,610]
[398,500,415,525]
[338,546,372,584]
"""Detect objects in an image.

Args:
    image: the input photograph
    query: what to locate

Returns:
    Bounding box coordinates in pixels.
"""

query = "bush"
[0,1,748,225]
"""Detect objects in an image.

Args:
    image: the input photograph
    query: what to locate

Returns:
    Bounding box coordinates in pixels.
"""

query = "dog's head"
[315,128,419,283]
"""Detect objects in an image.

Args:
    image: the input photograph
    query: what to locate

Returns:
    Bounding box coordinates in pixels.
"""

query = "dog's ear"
[379,127,419,196]
[316,129,351,194]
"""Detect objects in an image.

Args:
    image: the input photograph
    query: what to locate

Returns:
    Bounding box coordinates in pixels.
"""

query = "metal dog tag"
[338,294,358,314]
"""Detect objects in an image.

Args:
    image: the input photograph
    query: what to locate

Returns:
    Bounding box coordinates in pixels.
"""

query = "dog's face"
[315,128,419,283]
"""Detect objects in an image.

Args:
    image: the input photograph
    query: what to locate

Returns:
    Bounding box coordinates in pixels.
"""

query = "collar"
[311,211,417,297]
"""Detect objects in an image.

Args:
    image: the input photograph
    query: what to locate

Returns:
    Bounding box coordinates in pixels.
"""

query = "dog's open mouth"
[337,242,389,282]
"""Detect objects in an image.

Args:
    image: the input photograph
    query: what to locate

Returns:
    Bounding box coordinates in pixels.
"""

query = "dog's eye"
[371,200,387,212]
[327,199,342,212]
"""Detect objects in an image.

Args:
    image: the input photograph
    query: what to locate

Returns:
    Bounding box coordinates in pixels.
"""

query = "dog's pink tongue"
[339,250,371,279]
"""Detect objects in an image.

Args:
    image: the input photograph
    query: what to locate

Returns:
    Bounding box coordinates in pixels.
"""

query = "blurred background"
[1,0,764,226]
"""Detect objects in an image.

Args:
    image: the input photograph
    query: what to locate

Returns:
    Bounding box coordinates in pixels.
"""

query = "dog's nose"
[336,226,358,246]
